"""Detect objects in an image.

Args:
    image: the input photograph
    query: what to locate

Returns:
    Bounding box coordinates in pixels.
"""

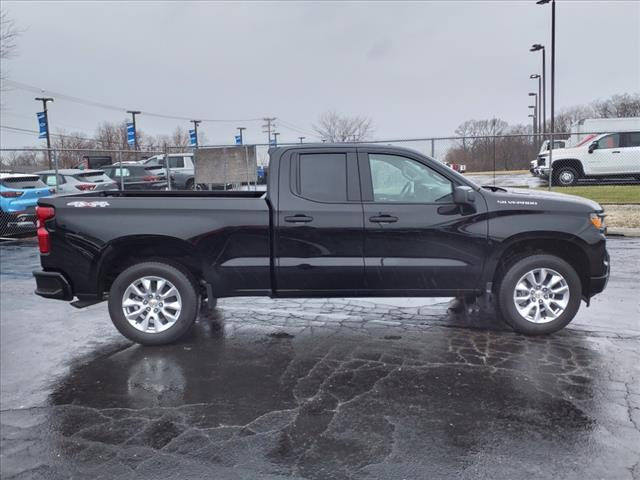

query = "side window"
[623,132,640,147]
[597,134,620,149]
[297,153,347,202]
[169,156,185,168]
[113,168,130,177]
[368,154,453,203]
[44,175,57,187]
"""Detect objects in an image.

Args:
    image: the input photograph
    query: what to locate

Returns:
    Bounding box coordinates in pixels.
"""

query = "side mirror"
[453,186,475,205]
[588,141,598,154]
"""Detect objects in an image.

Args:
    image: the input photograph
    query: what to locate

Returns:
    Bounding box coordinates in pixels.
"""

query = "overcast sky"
[1,0,638,148]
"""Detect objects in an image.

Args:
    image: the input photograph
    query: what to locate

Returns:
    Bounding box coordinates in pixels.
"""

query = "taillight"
[49,188,56,194]
[76,184,96,191]
[36,206,55,254]
[0,190,23,198]
[143,175,160,181]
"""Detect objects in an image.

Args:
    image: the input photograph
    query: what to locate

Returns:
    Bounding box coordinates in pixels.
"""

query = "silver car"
[35,169,118,194]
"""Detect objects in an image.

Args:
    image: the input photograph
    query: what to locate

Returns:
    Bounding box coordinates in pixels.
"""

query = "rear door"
[358,148,488,294]
[274,147,365,294]
[620,132,640,174]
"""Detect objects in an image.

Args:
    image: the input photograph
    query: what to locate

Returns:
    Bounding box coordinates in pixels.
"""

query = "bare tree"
[1,10,20,104]
[313,111,374,142]
[0,11,18,63]
[591,92,640,118]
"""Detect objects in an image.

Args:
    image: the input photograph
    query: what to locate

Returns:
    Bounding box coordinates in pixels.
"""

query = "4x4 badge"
[66,201,110,208]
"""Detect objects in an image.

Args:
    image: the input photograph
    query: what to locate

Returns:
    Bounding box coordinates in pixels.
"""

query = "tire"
[496,254,582,335]
[184,178,194,190]
[552,166,579,186]
[108,261,199,345]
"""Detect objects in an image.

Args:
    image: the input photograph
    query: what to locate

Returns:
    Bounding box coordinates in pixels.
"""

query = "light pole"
[237,127,246,145]
[35,97,54,169]
[530,74,542,133]
[298,136,305,144]
[528,114,536,136]
[272,132,280,147]
[536,0,555,190]
[530,44,546,135]
[528,105,537,136]
[528,93,538,135]
[191,120,201,148]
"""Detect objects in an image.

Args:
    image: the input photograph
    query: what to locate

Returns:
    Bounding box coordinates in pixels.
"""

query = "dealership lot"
[1,239,639,479]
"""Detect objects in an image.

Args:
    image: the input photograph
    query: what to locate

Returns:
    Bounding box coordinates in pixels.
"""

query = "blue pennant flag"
[37,112,48,139]
[126,122,135,146]
[234,135,242,145]
[189,129,197,146]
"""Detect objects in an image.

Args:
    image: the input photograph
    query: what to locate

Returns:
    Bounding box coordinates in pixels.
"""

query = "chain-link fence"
[2,130,638,238]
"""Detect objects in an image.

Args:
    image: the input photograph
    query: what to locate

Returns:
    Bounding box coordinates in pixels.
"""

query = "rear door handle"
[369,214,398,224]
[285,214,313,223]
[611,151,620,153]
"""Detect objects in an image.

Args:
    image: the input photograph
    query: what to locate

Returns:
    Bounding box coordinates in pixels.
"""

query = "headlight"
[590,212,606,232]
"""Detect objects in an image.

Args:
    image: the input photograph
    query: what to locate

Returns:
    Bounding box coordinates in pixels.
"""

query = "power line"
[4,79,264,123]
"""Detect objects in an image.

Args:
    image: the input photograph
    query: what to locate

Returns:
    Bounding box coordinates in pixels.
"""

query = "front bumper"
[33,270,73,300]
[588,250,610,298]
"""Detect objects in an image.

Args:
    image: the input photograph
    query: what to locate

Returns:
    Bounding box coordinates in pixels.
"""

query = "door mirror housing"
[588,141,598,154]
[453,186,475,205]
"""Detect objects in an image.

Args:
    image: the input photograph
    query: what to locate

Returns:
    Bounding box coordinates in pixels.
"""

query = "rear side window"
[623,131,640,147]
[297,153,347,202]
[1,176,47,189]
[169,156,185,168]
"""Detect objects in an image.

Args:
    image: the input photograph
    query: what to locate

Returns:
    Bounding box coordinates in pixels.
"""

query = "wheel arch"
[552,158,585,177]
[486,233,591,299]
[95,235,203,297]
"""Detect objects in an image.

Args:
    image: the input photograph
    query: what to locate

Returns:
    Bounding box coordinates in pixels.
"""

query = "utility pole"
[35,97,54,169]
[237,127,246,145]
[191,120,201,148]
[298,136,305,143]
[127,110,141,160]
[262,117,276,145]
[272,132,280,147]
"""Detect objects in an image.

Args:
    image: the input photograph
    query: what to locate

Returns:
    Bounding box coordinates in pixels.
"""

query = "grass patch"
[535,185,640,204]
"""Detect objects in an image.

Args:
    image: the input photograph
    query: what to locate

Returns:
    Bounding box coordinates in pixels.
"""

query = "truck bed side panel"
[39,196,271,299]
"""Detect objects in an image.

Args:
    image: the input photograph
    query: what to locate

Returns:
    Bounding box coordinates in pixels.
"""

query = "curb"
[607,228,640,238]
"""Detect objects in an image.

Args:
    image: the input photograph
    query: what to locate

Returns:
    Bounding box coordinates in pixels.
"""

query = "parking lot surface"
[1,239,639,479]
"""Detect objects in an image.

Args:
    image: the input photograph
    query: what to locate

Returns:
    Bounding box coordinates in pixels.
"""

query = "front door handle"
[611,151,621,154]
[285,214,313,223]
[369,214,398,224]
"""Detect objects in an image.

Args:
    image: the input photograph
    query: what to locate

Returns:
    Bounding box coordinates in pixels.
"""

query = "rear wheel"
[108,261,199,345]
[496,254,582,335]
[185,178,194,190]
[552,166,579,186]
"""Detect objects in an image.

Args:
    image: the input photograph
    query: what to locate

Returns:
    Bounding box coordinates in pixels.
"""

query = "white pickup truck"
[538,131,640,185]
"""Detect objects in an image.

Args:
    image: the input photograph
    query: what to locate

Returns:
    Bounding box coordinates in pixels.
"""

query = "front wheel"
[552,166,579,186]
[497,254,582,335]
[108,261,199,345]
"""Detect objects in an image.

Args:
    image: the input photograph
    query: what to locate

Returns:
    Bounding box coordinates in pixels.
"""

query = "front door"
[589,133,623,175]
[274,148,365,295]
[359,150,488,294]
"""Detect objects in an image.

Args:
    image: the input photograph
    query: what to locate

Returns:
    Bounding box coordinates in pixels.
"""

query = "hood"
[484,186,602,213]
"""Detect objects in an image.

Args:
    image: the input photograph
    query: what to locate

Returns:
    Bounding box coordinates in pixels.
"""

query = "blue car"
[1,173,54,238]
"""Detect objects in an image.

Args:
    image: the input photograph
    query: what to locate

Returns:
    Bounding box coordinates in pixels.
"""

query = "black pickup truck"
[33,144,609,345]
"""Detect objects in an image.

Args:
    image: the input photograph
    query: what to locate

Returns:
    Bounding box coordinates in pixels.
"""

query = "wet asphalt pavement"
[1,239,639,479]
